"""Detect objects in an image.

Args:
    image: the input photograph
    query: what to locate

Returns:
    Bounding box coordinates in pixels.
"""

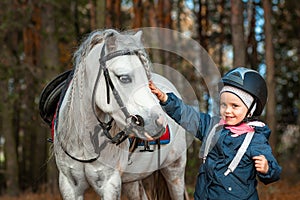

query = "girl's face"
[220,92,248,125]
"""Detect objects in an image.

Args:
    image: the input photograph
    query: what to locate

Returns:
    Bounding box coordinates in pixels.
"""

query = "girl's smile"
[220,92,248,125]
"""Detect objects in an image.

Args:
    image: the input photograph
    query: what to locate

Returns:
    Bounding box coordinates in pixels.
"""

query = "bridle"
[91,42,148,145]
[59,39,152,163]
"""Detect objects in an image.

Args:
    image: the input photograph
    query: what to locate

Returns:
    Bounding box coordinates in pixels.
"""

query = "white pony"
[51,29,187,200]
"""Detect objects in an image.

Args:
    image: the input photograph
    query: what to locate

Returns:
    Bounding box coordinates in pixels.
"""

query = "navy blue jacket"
[161,93,282,200]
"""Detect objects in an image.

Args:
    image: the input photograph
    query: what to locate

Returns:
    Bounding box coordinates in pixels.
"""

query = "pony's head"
[72,29,167,141]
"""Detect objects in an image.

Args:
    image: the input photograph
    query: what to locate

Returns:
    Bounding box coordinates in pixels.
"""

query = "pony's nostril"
[155,115,165,127]
[131,115,144,127]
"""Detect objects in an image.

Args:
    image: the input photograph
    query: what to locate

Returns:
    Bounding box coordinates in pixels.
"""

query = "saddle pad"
[133,124,171,146]
[151,124,171,144]
[51,112,57,140]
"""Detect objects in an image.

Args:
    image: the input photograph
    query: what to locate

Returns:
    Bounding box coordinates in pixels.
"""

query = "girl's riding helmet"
[219,67,268,116]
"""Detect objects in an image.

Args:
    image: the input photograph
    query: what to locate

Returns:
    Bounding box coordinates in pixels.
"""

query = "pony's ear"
[134,30,143,43]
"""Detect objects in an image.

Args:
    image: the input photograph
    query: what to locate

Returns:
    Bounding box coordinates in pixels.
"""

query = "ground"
[1,180,300,199]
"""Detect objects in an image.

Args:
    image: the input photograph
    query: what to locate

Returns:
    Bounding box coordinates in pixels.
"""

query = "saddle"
[39,69,74,127]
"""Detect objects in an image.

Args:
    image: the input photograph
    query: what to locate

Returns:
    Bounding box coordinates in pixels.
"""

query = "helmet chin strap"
[243,99,257,122]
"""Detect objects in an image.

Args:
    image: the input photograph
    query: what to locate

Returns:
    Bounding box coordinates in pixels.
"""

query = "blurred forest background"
[1,0,300,199]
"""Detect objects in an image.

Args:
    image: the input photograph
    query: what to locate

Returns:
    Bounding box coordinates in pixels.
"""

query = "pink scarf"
[219,119,255,137]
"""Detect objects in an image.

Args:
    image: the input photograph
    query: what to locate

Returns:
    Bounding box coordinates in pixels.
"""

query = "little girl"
[149,67,282,200]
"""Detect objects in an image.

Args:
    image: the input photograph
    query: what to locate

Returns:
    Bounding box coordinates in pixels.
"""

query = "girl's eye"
[118,75,132,83]
[232,104,239,108]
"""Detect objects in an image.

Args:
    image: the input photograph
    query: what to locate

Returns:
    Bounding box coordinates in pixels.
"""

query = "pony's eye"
[118,75,132,83]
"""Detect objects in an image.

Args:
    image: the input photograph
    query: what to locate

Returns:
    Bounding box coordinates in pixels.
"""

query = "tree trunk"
[2,80,19,196]
[89,0,96,30]
[114,0,121,28]
[41,2,60,78]
[247,4,258,69]
[145,0,158,27]
[0,1,23,196]
[132,0,143,28]
[96,0,105,28]
[71,0,80,41]
[104,0,120,28]
[231,0,246,67]
[193,0,210,112]
[262,0,277,149]
[218,0,225,70]
[23,2,48,192]
[194,0,209,50]
[41,1,60,192]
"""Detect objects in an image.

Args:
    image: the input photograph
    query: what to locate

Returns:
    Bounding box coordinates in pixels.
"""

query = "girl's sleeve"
[250,132,282,185]
[160,92,211,140]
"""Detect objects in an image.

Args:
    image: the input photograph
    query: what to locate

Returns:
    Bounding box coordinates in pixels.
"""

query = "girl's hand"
[253,155,269,174]
[149,81,168,103]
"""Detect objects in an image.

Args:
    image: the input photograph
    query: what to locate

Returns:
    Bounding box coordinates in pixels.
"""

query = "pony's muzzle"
[148,114,166,139]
